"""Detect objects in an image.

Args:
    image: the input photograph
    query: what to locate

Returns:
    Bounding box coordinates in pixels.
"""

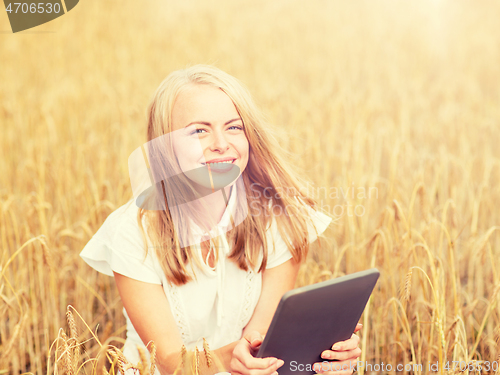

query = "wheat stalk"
[181,344,187,369]
[194,346,200,375]
[0,318,22,361]
[108,347,126,375]
[402,267,413,303]
[38,235,54,274]
[445,317,460,338]
[137,345,149,375]
[149,341,157,375]
[203,337,213,368]
[60,331,73,375]
[66,307,80,375]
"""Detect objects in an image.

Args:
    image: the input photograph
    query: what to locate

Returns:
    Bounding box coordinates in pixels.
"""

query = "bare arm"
[230,257,301,375]
[113,257,301,375]
[113,271,235,374]
[241,257,301,339]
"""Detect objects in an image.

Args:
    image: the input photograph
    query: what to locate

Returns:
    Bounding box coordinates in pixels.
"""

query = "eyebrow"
[185,118,242,128]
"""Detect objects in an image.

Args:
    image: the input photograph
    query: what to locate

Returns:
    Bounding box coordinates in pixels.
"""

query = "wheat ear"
[180,344,187,368]
[66,307,80,375]
[149,341,157,375]
[203,337,213,368]
[138,345,150,375]
[194,346,200,375]
[403,268,413,302]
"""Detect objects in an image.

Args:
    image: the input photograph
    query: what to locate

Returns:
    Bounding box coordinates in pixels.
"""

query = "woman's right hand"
[230,330,284,375]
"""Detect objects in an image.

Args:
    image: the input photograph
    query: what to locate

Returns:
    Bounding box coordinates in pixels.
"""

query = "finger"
[232,355,284,375]
[331,334,360,351]
[232,359,281,375]
[234,350,276,370]
[354,323,363,333]
[232,360,281,375]
[244,331,264,349]
[233,340,282,370]
[245,337,262,352]
[321,347,362,362]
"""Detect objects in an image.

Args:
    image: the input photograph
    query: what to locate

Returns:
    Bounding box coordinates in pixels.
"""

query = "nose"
[209,128,229,152]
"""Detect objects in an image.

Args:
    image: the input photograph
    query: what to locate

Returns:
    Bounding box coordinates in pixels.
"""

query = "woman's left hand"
[312,323,363,375]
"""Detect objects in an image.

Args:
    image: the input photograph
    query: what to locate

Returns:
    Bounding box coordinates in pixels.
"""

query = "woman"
[80,65,362,375]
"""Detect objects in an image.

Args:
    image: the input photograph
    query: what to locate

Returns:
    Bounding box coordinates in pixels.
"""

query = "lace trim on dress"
[166,284,191,344]
[239,268,256,329]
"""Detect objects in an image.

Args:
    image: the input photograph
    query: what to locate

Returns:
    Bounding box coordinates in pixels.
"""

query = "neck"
[194,185,233,233]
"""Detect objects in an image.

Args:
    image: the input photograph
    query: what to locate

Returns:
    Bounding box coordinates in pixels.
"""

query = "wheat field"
[1,0,500,374]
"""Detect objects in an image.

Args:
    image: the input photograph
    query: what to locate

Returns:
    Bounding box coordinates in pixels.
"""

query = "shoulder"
[80,199,163,284]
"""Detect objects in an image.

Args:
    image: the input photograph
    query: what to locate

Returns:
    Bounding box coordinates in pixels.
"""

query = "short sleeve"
[265,203,332,269]
[79,201,162,285]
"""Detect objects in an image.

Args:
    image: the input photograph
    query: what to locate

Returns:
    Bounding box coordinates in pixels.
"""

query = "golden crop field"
[1,0,500,374]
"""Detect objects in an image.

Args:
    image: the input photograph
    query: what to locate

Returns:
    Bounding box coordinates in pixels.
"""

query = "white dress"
[79,186,332,374]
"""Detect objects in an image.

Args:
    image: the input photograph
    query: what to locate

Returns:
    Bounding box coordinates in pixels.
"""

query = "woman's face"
[170,83,249,193]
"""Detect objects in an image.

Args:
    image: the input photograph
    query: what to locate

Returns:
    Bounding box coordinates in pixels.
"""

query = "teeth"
[205,160,234,165]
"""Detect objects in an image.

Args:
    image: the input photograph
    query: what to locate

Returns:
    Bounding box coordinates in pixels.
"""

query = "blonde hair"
[137,64,330,286]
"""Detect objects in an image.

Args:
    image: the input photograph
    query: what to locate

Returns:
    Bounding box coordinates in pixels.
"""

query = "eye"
[228,125,243,131]
[190,128,207,135]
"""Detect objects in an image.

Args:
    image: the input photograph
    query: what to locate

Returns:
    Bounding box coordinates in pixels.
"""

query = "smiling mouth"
[201,159,236,166]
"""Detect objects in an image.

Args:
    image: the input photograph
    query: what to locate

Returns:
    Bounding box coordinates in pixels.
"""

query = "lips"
[201,158,236,166]
[202,159,236,173]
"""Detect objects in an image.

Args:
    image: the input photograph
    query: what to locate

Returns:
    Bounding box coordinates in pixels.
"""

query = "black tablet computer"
[255,268,380,375]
